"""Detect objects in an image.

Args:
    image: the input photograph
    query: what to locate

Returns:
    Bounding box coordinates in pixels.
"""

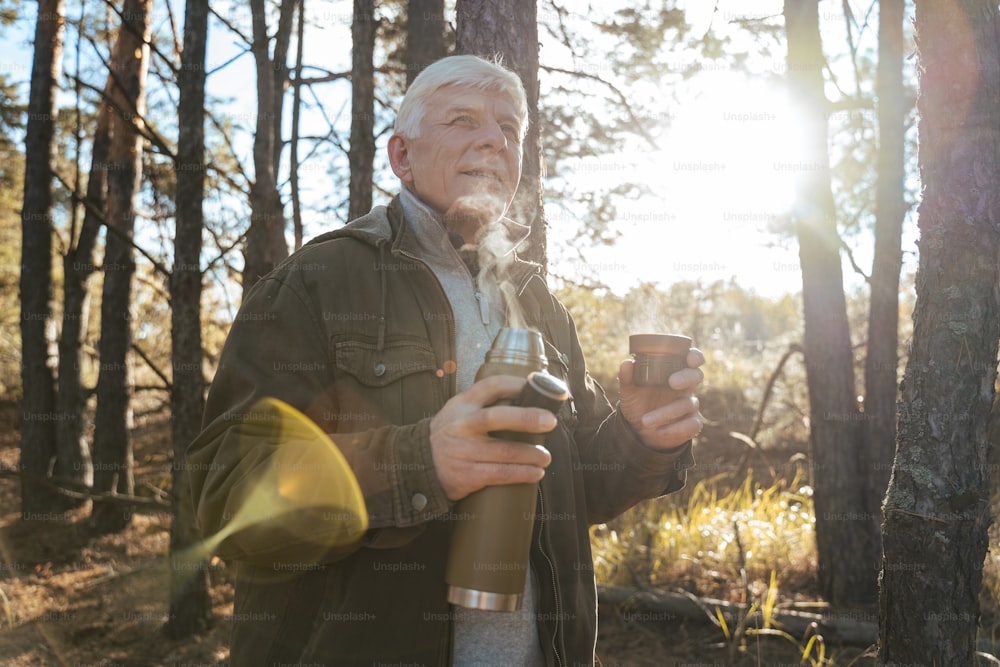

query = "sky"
[3,0,915,301]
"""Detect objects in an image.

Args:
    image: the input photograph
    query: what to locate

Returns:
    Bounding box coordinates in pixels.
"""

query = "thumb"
[618,358,636,388]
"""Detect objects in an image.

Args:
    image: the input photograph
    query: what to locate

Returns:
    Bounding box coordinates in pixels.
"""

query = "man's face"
[389,84,524,234]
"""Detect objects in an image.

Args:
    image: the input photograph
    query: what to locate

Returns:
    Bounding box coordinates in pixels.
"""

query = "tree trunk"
[91,0,152,535]
[878,2,1000,664]
[455,0,545,272]
[243,0,292,299]
[290,0,305,250]
[783,0,879,606]
[19,0,66,517]
[165,0,212,639]
[406,0,446,85]
[55,68,116,504]
[348,0,376,221]
[862,0,905,529]
[270,0,298,178]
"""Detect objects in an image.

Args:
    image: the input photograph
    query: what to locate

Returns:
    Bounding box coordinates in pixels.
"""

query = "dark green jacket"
[187,198,693,666]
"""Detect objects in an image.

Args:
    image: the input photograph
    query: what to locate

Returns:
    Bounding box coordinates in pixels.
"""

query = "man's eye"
[451,115,475,125]
[502,125,521,141]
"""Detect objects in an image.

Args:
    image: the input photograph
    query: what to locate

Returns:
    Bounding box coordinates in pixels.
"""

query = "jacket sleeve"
[186,272,451,566]
[551,298,694,525]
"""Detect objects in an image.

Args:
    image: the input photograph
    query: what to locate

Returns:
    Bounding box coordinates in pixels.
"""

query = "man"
[188,54,704,666]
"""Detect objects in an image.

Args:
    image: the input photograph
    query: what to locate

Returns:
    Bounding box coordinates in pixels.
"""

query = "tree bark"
[290,0,305,250]
[878,2,1000,664]
[19,0,66,517]
[91,0,152,534]
[348,0,376,221]
[55,61,117,506]
[783,0,879,606]
[165,0,212,639]
[243,0,293,299]
[406,0,446,85]
[862,0,905,529]
[270,0,298,177]
[455,0,546,272]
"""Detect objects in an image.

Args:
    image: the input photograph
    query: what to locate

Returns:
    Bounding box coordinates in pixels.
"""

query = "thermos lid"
[485,327,548,369]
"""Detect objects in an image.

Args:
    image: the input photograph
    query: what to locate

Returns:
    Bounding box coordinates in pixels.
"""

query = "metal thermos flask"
[445,327,568,612]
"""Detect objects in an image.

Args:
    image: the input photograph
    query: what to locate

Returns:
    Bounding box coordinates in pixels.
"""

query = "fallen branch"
[598,584,877,649]
[0,465,171,514]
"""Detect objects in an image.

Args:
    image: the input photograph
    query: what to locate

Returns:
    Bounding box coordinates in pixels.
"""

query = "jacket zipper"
[537,487,565,667]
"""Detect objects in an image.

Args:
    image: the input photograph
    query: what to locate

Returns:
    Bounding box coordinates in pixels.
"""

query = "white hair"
[394,54,529,138]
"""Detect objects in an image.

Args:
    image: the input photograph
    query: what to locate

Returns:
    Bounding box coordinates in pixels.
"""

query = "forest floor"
[0,411,984,666]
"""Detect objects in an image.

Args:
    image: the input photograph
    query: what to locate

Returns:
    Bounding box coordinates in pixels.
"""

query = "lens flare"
[177,397,368,578]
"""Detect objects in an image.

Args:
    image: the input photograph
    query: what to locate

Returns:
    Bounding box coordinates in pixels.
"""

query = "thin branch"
[204,112,254,192]
[52,170,173,279]
[540,64,657,145]
[163,0,183,61]
[0,465,172,513]
[842,0,861,95]
[203,224,249,275]
[132,341,172,391]
[206,46,252,77]
[208,4,252,47]
[68,70,176,160]
[750,342,803,441]
[841,237,872,284]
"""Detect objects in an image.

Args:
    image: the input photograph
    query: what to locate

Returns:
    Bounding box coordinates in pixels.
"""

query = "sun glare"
[553,71,804,297]
[657,71,799,228]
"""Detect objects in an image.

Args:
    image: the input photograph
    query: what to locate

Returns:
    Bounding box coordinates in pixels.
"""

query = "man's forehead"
[430,84,520,117]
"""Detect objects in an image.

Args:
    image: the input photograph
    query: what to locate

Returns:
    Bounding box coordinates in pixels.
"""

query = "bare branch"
[0,465,172,514]
[132,341,172,390]
[540,64,657,145]
[52,170,173,279]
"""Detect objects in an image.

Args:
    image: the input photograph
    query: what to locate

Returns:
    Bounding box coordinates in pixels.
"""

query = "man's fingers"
[640,396,700,429]
[468,405,558,435]
[462,374,527,406]
[638,412,704,451]
[668,367,704,391]
[438,442,551,500]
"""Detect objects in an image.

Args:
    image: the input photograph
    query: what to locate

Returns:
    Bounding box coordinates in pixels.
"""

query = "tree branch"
[52,170,173,279]
[131,341,172,391]
[0,465,172,514]
[540,64,657,144]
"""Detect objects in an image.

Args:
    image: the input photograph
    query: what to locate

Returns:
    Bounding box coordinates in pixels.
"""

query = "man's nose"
[476,118,508,151]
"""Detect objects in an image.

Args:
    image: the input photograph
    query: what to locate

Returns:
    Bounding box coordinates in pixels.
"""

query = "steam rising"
[444,193,530,330]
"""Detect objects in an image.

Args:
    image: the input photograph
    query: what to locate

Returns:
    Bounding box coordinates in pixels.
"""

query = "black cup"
[629,334,692,387]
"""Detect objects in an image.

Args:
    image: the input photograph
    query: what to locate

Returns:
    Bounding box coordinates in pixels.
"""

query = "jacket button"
[373,362,386,377]
[411,493,428,511]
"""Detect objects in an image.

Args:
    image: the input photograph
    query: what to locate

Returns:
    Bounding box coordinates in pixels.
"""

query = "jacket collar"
[307,195,540,288]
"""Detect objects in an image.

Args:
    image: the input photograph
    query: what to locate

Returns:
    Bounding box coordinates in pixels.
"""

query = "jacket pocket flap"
[333,336,438,387]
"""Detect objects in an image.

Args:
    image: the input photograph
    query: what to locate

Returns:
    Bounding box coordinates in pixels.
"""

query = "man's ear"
[387,134,414,186]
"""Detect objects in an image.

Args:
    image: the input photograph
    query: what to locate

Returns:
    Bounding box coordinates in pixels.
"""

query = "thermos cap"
[485,327,548,369]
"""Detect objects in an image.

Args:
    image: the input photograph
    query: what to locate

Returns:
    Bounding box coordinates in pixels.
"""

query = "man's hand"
[430,375,556,501]
[618,347,705,452]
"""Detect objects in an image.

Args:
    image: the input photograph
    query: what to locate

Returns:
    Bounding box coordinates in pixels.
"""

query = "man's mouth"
[462,169,503,184]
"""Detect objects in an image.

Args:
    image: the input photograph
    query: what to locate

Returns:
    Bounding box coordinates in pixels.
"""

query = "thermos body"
[445,328,568,612]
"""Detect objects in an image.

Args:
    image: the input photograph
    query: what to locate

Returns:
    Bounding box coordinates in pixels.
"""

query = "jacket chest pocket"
[331,335,442,427]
